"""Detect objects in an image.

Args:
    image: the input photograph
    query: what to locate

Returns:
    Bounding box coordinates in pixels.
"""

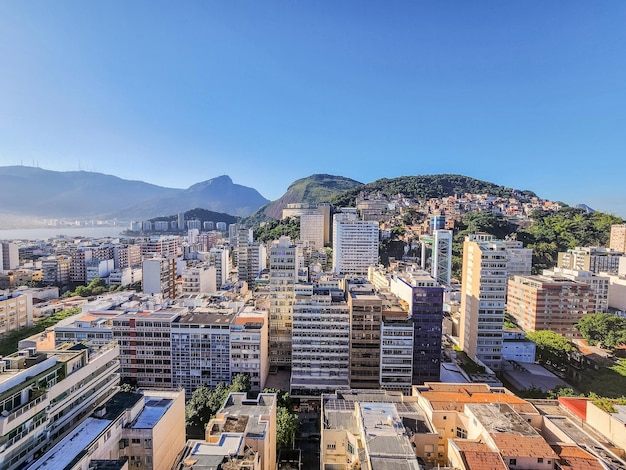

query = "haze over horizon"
[1,2,625,217]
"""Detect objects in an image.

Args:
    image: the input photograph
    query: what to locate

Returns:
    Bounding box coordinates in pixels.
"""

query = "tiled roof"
[552,444,605,470]
[491,434,557,459]
[452,440,507,470]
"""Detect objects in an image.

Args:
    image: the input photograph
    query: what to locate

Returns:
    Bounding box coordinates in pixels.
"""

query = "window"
[145,438,152,449]
[456,427,467,439]
[510,459,517,466]
[132,438,141,444]
[327,443,336,450]
[538,458,543,463]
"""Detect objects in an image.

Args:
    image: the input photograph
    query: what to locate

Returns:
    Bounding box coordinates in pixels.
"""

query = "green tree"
[276,406,299,449]
[263,388,293,409]
[184,374,252,429]
[185,386,215,428]
[526,330,574,369]
[546,386,580,399]
[231,373,251,392]
[576,313,626,348]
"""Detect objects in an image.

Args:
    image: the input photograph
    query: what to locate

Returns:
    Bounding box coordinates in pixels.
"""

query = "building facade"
[507,274,595,338]
[332,213,379,275]
[268,237,298,367]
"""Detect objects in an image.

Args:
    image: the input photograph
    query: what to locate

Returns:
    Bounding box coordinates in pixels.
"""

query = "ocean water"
[0,226,125,241]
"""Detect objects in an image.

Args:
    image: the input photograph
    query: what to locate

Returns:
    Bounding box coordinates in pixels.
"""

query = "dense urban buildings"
[3,193,626,469]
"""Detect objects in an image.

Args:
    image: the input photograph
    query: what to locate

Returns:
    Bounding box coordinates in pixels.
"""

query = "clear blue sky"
[1,2,625,216]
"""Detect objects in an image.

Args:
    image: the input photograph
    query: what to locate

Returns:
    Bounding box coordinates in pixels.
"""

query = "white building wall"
[332,214,379,275]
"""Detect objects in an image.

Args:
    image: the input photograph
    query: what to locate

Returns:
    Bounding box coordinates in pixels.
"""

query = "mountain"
[113,175,269,219]
[330,174,537,206]
[0,166,269,223]
[0,166,177,219]
[261,174,363,219]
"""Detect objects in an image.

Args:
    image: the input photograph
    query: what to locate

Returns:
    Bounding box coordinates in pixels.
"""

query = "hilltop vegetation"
[148,207,238,225]
[516,207,624,272]
[447,207,624,278]
[330,174,535,206]
[262,174,362,219]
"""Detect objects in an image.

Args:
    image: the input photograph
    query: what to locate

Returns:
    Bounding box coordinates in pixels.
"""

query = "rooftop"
[490,434,557,459]
[466,402,538,436]
[132,396,174,429]
[28,417,112,470]
[450,439,507,470]
[173,311,235,326]
[219,393,276,437]
[551,444,606,470]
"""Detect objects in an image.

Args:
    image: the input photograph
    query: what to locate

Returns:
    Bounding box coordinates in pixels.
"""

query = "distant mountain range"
[0,166,566,229]
[0,166,269,224]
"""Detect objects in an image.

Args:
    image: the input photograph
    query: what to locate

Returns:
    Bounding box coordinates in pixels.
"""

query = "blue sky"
[1,2,625,217]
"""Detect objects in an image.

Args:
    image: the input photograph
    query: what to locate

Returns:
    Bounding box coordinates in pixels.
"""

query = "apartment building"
[413,383,544,467]
[69,247,92,283]
[290,285,350,397]
[300,213,325,249]
[201,392,277,470]
[236,239,265,286]
[86,258,114,283]
[460,234,531,371]
[332,212,379,275]
[114,243,142,269]
[268,237,298,367]
[41,255,71,285]
[28,389,185,470]
[109,266,143,288]
[380,308,414,392]
[346,280,382,389]
[389,269,444,384]
[321,389,433,470]
[142,257,178,299]
[181,264,217,294]
[230,304,268,392]
[208,247,230,288]
[171,311,234,398]
[112,309,183,388]
[140,236,179,259]
[0,291,33,334]
[54,311,118,347]
[1,242,19,270]
[609,224,626,252]
[558,246,624,274]
[544,267,609,313]
[507,275,595,338]
[0,344,120,470]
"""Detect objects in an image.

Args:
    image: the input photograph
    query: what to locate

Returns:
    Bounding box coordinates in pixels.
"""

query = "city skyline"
[1,2,625,216]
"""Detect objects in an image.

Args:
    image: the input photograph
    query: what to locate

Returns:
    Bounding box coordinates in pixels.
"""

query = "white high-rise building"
[181,264,217,294]
[332,212,379,275]
[209,247,230,288]
[142,257,177,299]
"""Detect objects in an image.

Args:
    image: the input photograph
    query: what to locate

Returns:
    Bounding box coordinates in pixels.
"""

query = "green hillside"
[330,174,536,206]
[261,174,362,219]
